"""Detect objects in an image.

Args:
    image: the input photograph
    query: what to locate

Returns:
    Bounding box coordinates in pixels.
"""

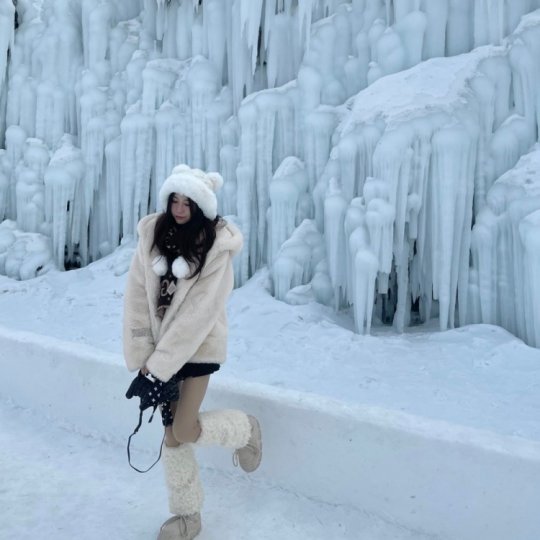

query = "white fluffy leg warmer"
[161,444,204,516]
[196,409,251,449]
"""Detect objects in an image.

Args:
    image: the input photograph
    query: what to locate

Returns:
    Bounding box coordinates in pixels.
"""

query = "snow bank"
[0,323,539,540]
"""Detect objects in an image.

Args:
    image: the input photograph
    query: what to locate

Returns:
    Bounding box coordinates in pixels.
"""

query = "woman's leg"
[170,375,210,444]
[159,376,210,538]
[196,410,263,473]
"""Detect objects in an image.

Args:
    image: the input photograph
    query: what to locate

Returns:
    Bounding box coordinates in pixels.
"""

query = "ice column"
[520,210,540,347]
[430,124,476,330]
[120,107,154,239]
[44,137,84,268]
[0,150,8,219]
[187,59,220,168]
[0,0,14,96]
[324,179,348,308]
[471,145,540,347]
[268,157,308,264]
[4,125,26,219]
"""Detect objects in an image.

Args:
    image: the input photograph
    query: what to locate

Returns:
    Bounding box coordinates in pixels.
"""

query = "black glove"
[126,371,179,411]
[125,371,180,474]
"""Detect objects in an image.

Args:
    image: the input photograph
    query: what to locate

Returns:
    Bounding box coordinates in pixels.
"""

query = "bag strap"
[127,406,165,473]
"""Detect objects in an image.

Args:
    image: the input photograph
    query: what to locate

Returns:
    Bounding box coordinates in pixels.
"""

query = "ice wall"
[2,0,540,344]
[300,12,540,335]
[1,0,354,270]
[470,144,540,347]
[232,0,540,285]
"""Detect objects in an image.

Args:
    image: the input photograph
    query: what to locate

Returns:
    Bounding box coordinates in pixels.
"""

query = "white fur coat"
[123,213,243,382]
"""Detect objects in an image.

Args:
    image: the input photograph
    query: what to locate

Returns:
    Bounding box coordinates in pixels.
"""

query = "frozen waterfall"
[1,0,540,346]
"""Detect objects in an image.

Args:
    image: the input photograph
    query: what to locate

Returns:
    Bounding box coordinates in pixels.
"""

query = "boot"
[233,415,262,473]
[157,513,201,540]
[197,410,262,473]
[159,444,204,539]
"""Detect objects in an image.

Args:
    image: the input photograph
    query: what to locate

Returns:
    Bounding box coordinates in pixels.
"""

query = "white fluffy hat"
[159,164,224,220]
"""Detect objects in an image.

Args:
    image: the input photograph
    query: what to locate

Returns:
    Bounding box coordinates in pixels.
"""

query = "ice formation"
[470,144,540,347]
[1,0,540,344]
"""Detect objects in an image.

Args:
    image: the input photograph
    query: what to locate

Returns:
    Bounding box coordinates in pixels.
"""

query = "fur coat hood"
[123,213,243,382]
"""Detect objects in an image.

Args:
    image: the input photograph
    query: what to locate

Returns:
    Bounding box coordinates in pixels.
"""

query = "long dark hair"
[152,193,220,279]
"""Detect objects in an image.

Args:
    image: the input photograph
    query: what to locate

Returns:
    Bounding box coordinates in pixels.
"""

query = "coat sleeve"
[144,251,233,382]
[123,240,155,372]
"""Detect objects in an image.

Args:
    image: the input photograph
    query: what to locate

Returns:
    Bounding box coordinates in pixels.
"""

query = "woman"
[123,164,262,540]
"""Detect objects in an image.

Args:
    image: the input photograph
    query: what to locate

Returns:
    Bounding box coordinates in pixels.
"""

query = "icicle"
[267,13,294,88]
[297,0,315,52]
[268,157,307,264]
[154,103,180,207]
[324,178,348,308]
[120,108,154,238]
[508,39,538,145]
[205,87,233,172]
[187,58,220,168]
[219,144,239,216]
[0,0,15,96]
[236,101,258,280]
[420,0,448,59]
[394,10,427,69]
[363,190,391,284]
[304,109,337,192]
[205,0,227,83]
[43,136,84,268]
[240,0,264,74]
[236,163,253,283]
[337,134,358,201]
[430,124,476,330]
[520,211,540,347]
[104,136,122,251]
[0,150,8,220]
[349,223,378,334]
[5,125,26,219]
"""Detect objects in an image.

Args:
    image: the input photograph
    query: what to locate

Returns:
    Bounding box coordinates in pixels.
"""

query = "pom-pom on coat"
[123,213,243,382]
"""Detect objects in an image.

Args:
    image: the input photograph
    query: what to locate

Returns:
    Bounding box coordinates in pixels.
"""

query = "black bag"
[125,371,180,473]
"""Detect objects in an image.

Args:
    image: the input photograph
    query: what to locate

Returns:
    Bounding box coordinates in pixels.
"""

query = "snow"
[0,249,539,442]
[0,251,539,539]
[1,402,434,540]
[2,2,540,536]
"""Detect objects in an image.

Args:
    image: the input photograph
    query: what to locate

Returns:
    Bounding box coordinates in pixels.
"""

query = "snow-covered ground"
[1,250,540,539]
[0,401,435,540]
[0,245,539,442]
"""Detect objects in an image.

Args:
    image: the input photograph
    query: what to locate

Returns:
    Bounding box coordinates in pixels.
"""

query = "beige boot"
[157,513,201,540]
[197,410,262,473]
[159,444,204,539]
[233,415,262,473]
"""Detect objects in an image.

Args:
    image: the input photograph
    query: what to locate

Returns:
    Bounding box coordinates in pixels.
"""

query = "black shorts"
[172,362,220,381]
[160,362,220,427]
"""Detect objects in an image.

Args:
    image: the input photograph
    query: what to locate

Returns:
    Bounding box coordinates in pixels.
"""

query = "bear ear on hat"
[205,172,224,192]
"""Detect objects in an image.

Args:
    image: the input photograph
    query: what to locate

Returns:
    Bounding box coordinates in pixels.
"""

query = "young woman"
[123,164,262,540]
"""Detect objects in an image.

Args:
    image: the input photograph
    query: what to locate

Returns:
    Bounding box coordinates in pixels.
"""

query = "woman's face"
[171,194,191,224]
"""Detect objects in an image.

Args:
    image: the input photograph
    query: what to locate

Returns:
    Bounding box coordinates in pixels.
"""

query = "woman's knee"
[172,419,201,443]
